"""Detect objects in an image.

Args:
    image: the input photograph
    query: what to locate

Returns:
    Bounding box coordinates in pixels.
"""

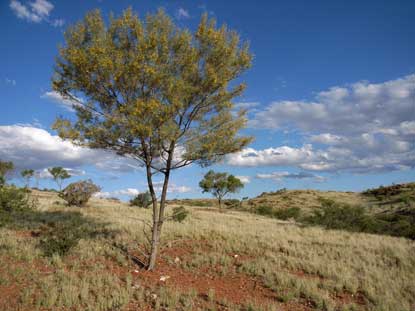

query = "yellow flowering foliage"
[52,8,253,170]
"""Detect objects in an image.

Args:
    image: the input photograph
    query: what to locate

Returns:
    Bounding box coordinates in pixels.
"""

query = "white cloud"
[251,74,415,135]
[95,183,191,199]
[153,181,192,193]
[256,171,326,182]
[0,125,141,173]
[10,0,64,26]
[237,75,415,174]
[228,145,316,167]
[50,18,64,27]
[114,188,140,197]
[41,91,81,111]
[176,8,190,19]
[236,175,250,184]
[29,0,53,17]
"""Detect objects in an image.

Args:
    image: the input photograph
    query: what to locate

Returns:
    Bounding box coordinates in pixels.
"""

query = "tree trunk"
[146,144,175,271]
[145,160,159,270]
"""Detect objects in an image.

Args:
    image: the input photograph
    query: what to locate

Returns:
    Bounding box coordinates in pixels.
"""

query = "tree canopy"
[199,170,244,209]
[21,169,34,187]
[51,8,252,270]
[48,167,71,191]
[0,160,14,186]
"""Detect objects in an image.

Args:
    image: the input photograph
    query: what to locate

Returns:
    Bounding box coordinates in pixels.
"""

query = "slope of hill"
[0,189,414,310]
[244,182,415,215]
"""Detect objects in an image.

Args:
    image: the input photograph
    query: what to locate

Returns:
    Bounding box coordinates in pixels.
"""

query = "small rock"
[133,269,139,273]
[174,257,180,263]
[159,275,170,282]
[151,293,157,300]
[234,254,239,258]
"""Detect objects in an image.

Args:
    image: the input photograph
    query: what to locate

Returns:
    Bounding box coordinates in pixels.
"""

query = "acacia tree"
[48,167,71,191]
[0,160,14,186]
[21,169,34,188]
[52,8,252,270]
[199,170,244,209]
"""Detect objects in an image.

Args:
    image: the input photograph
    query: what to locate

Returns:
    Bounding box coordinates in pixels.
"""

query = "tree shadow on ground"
[0,208,118,257]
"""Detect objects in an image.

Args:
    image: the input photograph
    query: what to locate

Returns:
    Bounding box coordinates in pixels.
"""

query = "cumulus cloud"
[176,8,190,19]
[256,171,326,182]
[233,75,415,174]
[0,125,141,173]
[10,0,64,27]
[94,183,191,199]
[236,175,251,184]
[41,91,81,111]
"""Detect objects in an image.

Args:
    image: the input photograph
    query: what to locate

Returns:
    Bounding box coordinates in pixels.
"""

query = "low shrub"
[256,205,301,220]
[224,199,240,208]
[306,200,375,232]
[305,200,415,239]
[59,180,100,207]
[273,207,301,220]
[171,206,189,222]
[0,185,35,213]
[130,191,152,208]
[256,205,274,216]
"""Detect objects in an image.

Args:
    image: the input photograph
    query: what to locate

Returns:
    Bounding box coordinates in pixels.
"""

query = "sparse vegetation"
[0,189,413,311]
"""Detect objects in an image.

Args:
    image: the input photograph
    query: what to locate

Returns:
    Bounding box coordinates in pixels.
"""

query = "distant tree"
[48,167,71,191]
[0,160,14,186]
[199,170,244,210]
[130,192,152,208]
[51,9,252,270]
[21,169,34,188]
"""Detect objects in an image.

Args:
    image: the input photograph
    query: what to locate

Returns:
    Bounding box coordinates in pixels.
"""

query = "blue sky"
[1,0,414,200]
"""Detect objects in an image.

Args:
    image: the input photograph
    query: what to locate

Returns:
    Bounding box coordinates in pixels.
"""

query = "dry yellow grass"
[0,190,414,311]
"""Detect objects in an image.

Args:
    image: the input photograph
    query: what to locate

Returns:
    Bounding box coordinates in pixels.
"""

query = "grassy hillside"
[244,182,415,215]
[0,189,414,310]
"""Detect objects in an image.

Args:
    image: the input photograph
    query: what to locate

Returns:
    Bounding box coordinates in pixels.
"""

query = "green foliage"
[48,167,71,190]
[306,200,415,240]
[171,206,189,222]
[273,207,301,220]
[199,170,244,208]
[129,191,152,208]
[256,205,274,216]
[306,201,375,232]
[21,169,34,187]
[59,180,100,207]
[0,160,14,186]
[51,7,252,269]
[255,205,301,220]
[52,8,252,168]
[0,185,35,213]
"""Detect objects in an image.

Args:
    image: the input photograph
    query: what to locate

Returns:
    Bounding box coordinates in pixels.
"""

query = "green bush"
[306,200,375,232]
[305,200,415,239]
[171,206,189,222]
[59,180,100,207]
[256,205,274,216]
[129,191,152,208]
[273,207,301,220]
[0,185,35,213]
